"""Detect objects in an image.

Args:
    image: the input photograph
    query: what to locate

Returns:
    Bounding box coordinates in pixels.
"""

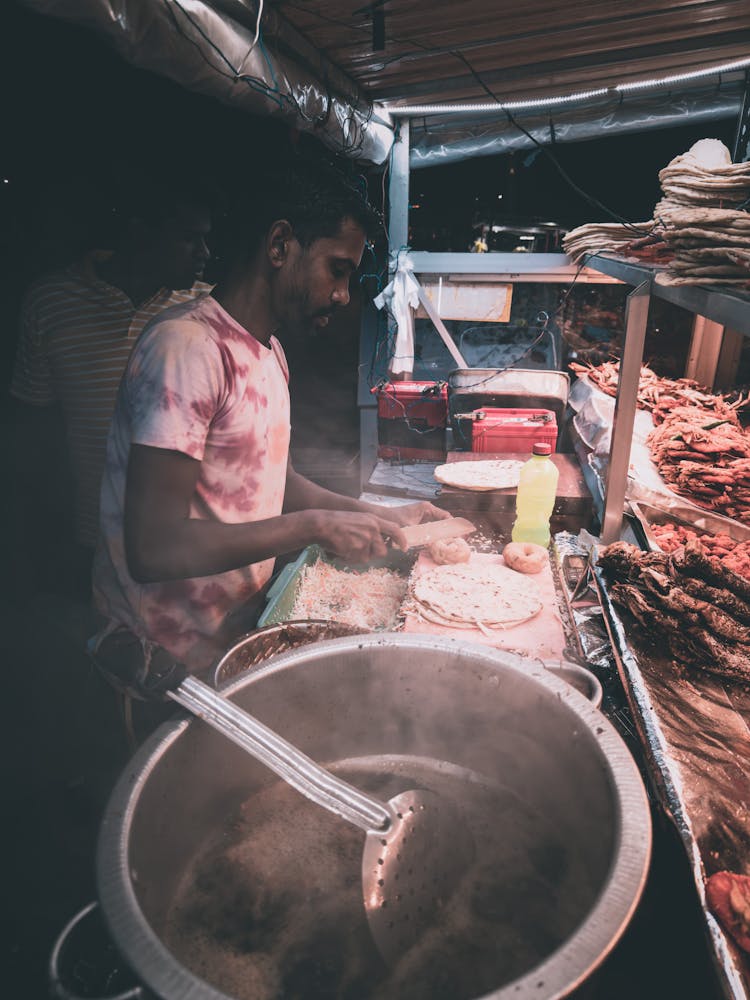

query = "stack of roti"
[562,221,661,266]
[563,139,750,286]
[410,562,542,633]
[654,139,750,286]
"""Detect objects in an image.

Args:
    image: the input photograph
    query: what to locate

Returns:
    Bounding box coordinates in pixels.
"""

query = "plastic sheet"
[20,0,393,163]
[408,85,742,169]
[553,532,614,672]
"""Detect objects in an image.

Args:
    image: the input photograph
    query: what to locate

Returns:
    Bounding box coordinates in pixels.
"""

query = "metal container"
[97,634,650,1000]
[543,658,603,709]
[628,499,750,551]
[448,369,570,449]
[209,620,366,688]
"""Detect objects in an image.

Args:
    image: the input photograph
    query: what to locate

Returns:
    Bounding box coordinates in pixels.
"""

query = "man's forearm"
[127,510,318,582]
[283,466,371,515]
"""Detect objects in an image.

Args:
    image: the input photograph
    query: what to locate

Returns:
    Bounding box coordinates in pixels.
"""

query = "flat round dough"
[433,460,524,492]
[412,563,542,630]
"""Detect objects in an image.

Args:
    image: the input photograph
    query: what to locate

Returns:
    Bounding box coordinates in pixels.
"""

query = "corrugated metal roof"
[279,0,750,107]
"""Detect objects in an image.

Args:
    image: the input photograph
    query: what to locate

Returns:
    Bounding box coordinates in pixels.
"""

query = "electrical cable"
[236,0,265,71]
[251,0,264,52]
[165,0,284,106]
[502,106,659,236]
[374,381,449,437]
[163,0,376,154]
[446,49,658,237]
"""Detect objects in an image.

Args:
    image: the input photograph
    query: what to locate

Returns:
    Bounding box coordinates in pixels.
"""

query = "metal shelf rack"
[586,253,750,542]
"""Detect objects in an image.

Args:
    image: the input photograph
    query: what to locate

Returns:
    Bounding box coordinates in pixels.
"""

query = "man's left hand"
[368,501,450,528]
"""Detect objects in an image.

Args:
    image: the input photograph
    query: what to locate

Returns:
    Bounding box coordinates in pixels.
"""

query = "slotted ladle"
[170,674,473,964]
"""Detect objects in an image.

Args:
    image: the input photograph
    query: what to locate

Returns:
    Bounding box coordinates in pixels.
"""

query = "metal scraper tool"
[170,675,474,966]
[397,516,476,551]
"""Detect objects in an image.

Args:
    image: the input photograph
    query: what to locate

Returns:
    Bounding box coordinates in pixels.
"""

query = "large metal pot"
[97,634,651,999]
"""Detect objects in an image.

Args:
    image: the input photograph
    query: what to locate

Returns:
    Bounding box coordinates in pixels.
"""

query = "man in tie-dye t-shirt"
[91,160,448,678]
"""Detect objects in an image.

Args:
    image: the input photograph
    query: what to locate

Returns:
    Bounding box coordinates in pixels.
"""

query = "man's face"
[275,216,366,336]
[148,203,212,290]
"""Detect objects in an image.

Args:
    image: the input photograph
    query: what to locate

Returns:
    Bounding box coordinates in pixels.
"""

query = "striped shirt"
[11,252,211,547]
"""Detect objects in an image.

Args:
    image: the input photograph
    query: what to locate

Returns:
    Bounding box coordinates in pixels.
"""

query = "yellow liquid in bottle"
[511,453,559,547]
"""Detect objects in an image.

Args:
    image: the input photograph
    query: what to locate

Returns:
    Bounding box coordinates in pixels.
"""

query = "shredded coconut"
[290,562,409,631]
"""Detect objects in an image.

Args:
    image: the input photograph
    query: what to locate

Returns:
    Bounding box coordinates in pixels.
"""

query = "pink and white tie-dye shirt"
[93,295,290,670]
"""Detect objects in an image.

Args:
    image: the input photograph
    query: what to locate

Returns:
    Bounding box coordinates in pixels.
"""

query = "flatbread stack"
[654,139,750,286]
[433,459,524,492]
[410,562,543,633]
[562,221,657,265]
[563,139,750,286]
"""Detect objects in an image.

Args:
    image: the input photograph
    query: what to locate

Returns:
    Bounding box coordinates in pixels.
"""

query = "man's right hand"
[310,510,406,563]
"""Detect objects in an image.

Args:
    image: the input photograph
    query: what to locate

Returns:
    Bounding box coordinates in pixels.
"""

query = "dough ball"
[428,537,472,565]
[502,542,547,574]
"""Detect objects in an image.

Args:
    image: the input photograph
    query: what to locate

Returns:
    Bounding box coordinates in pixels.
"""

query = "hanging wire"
[441,49,659,237]
[236,0,265,72]
[162,0,377,153]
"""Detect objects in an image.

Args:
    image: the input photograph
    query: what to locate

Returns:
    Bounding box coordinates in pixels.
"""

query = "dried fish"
[599,540,750,682]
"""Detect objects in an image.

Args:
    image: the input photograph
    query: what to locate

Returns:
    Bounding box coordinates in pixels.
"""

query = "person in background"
[90,158,447,688]
[10,172,213,597]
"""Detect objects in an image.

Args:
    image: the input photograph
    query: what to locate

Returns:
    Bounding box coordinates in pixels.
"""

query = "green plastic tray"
[257,544,414,627]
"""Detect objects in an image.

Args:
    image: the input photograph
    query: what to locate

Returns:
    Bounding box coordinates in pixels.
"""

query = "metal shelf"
[586,254,660,288]
[586,252,750,543]
[589,254,750,338]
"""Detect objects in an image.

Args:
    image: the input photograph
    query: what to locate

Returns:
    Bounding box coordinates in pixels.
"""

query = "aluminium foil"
[593,558,750,1000]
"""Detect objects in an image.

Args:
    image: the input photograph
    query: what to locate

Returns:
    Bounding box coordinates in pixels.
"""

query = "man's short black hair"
[234,157,382,251]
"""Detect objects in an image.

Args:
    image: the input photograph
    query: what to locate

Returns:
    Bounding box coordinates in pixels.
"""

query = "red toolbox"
[468,407,558,453]
[373,381,448,461]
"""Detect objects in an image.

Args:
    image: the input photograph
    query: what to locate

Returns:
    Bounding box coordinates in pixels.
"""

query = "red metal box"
[470,407,558,453]
[373,381,448,461]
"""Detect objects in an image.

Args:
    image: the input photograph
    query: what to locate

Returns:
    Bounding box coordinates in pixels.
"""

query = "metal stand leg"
[602,279,651,544]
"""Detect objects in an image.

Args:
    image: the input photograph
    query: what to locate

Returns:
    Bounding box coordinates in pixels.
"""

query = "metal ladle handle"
[170,675,392,833]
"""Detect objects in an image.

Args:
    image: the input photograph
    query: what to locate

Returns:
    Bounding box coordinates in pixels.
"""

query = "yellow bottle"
[511,443,559,547]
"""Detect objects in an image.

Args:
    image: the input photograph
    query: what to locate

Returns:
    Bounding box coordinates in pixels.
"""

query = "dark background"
[0,3,740,998]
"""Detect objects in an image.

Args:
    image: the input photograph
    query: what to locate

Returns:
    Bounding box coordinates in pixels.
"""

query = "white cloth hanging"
[373,254,420,377]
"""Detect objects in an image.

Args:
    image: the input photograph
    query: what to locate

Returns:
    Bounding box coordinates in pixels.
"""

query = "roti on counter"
[411,563,542,632]
[433,460,524,492]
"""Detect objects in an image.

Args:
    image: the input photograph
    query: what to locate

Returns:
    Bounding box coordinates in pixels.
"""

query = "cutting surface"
[402,551,566,660]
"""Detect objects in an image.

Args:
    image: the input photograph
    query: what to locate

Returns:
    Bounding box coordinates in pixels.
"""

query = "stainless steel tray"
[628,499,750,551]
[448,367,570,404]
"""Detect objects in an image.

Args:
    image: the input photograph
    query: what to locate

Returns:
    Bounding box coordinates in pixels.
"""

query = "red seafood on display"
[647,410,750,522]
[570,361,750,521]
[706,872,750,955]
[569,361,746,425]
[649,523,750,580]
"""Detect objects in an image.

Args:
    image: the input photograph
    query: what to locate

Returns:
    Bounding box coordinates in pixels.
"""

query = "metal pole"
[732,68,750,163]
[601,279,650,544]
[388,118,410,260]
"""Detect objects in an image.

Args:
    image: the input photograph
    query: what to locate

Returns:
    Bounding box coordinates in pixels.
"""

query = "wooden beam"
[715,328,744,389]
[684,314,725,388]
